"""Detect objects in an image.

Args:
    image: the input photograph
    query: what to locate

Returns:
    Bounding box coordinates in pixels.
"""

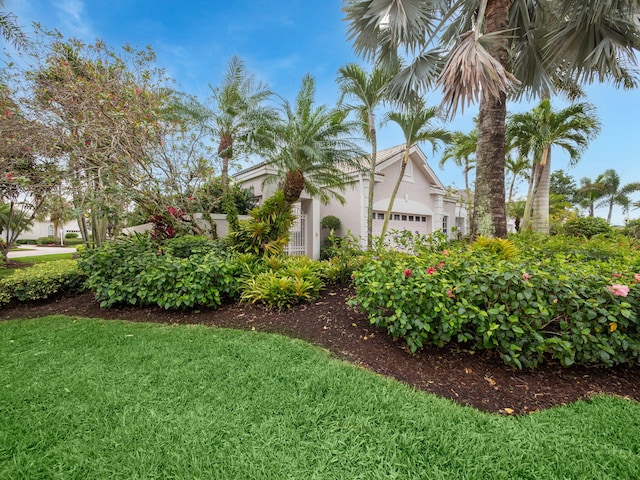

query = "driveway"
[7,245,79,258]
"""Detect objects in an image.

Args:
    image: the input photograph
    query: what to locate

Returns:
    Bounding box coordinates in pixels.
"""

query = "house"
[235,144,468,259]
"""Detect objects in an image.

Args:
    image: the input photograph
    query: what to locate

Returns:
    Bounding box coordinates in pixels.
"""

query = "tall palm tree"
[337,63,393,248]
[594,169,640,223]
[209,56,277,195]
[507,99,600,233]
[439,129,477,215]
[265,74,363,207]
[379,103,451,239]
[343,0,640,238]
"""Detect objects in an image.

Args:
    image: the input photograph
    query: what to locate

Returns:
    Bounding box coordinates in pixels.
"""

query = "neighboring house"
[13,219,81,242]
[235,144,468,259]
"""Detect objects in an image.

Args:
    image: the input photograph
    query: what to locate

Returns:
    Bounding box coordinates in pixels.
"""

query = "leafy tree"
[265,74,363,207]
[593,169,640,223]
[343,0,640,238]
[36,188,75,239]
[337,63,393,248]
[507,99,600,234]
[22,28,171,247]
[379,102,451,239]
[549,170,578,203]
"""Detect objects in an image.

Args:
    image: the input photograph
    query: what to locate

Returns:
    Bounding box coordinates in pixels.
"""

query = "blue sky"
[5,0,640,224]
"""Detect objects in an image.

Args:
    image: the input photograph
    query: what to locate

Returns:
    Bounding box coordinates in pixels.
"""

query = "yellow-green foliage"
[471,236,519,260]
[0,260,86,305]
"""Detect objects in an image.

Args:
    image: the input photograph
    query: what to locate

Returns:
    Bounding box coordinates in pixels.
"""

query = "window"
[421,216,427,222]
[393,214,400,221]
[401,215,407,221]
[442,216,449,234]
[377,213,385,220]
[47,225,54,236]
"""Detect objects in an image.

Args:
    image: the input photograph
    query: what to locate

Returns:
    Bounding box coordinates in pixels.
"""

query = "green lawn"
[1,316,639,479]
[1,253,75,279]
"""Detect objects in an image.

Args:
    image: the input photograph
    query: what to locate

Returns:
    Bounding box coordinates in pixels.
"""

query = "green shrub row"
[78,235,340,310]
[0,260,86,306]
[350,244,640,369]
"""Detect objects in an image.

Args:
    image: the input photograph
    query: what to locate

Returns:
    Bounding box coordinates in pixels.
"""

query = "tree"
[23,29,171,247]
[504,155,530,205]
[575,176,606,217]
[549,170,578,203]
[337,63,393,249]
[379,102,451,239]
[206,56,278,230]
[439,129,476,216]
[265,74,363,207]
[594,169,640,223]
[36,189,75,240]
[507,99,600,234]
[343,0,640,238]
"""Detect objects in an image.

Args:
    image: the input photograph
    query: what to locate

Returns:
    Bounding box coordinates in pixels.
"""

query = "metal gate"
[284,203,306,256]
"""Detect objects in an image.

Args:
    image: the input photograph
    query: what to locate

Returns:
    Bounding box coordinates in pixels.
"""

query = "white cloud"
[53,0,93,38]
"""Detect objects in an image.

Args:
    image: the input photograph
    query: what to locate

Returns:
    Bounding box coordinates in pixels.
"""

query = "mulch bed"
[2,285,639,415]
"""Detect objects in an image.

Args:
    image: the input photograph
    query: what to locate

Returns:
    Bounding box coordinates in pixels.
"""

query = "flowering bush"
[350,236,640,369]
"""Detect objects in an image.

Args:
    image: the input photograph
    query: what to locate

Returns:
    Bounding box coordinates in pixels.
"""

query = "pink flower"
[522,272,531,281]
[436,262,445,269]
[426,267,436,275]
[447,289,455,298]
[613,273,622,278]
[608,284,630,297]
[635,274,640,282]
[441,250,450,256]
[404,269,412,278]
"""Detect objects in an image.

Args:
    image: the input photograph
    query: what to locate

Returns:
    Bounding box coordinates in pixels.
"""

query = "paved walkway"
[7,245,79,258]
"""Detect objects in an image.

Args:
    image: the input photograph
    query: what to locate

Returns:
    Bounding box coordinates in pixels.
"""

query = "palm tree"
[379,103,451,239]
[343,0,640,238]
[594,169,640,223]
[504,154,530,205]
[337,63,393,249]
[209,57,277,193]
[265,74,363,208]
[439,129,476,215]
[506,99,600,234]
[576,176,606,217]
[0,1,27,50]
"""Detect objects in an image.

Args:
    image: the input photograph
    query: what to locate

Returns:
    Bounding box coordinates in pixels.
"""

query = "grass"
[0,253,75,279]
[1,316,639,479]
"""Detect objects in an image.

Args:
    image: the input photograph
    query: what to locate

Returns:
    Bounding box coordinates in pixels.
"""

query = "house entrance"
[285,203,306,256]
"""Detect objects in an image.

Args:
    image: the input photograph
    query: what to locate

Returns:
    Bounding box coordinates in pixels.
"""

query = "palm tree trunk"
[532,148,551,234]
[520,163,537,232]
[366,120,377,249]
[471,0,511,239]
[380,147,409,240]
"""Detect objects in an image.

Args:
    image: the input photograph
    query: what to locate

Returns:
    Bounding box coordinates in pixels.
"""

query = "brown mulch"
[2,285,639,415]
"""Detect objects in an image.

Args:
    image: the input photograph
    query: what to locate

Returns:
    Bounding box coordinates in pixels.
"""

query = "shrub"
[78,234,242,309]
[64,232,79,239]
[562,216,611,238]
[320,215,341,231]
[230,190,295,257]
[350,236,640,369]
[37,236,60,245]
[0,260,86,305]
[16,239,37,245]
[239,255,337,309]
[161,235,221,258]
[624,219,640,239]
[471,236,518,260]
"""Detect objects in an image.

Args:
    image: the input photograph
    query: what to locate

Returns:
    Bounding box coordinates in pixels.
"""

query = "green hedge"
[0,260,86,306]
[350,238,640,369]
